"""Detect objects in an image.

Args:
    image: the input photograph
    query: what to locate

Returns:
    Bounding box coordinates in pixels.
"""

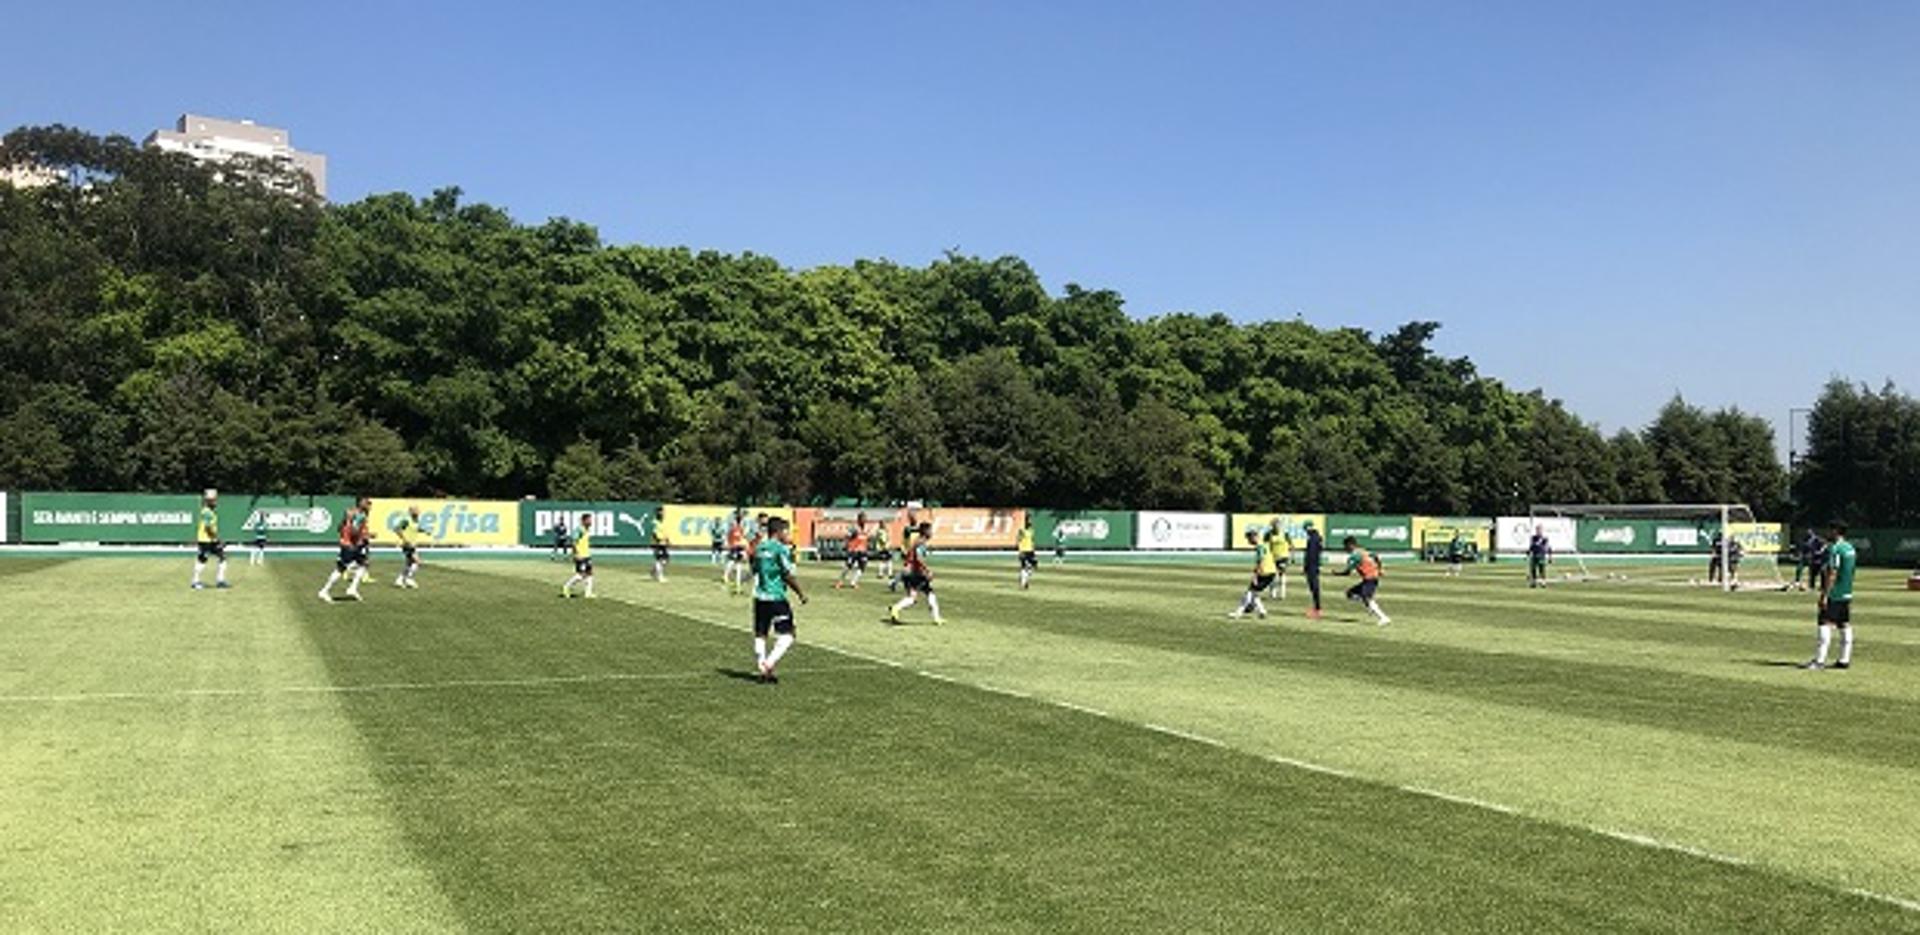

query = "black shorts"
[196,541,226,562]
[754,599,795,637]
[1448,554,1462,565]
[252,535,267,547]
[336,545,357,571]
[355,544,371,567]
[1019,551,1038,570]
[902,571,934,593]
[1347,578,1379,601]
[402,545,418,564]
[654,544,671,561]
[845,552,868,570]
[1821,599,1852,625]
[728,546,745,562]
[1252,573,1275,591]
[574,557,594,575]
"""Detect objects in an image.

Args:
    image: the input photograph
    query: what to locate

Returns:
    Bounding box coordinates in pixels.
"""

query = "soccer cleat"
[345,590,363,602]
[1256,609,1267,620]
[585,593,598,600]
[931,616,944,626]
[1226,611,1245,619]
[1376,616,1391,626]
[1798,660,1825,670]
[1832,661,1851,670]
[317,591,333,603]
[191,582,205,591]
[216,582,231,590]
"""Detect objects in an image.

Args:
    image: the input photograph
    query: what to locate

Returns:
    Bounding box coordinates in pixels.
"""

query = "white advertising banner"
[1496,516,1576,554]
[1135,511,1228,550]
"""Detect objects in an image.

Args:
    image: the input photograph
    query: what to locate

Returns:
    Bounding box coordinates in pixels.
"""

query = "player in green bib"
[190,489,230,590]
[1803,522,1859,670]
[751,517,808,683]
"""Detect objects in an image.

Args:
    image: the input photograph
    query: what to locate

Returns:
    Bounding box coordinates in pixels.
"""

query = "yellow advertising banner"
[1412,516,1494,553]
[1229,513,1324,550]
[369,498,520,546]
[1728,522,1784,555]
[660,504,794,546]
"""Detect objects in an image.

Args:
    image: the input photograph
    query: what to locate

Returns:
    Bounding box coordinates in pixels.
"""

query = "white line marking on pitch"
[1849,889,1920,913]
[0,665,887,705]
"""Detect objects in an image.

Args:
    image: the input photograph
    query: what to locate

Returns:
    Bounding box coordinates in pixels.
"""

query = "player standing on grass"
[1336,536,1391,626]
[1263,519,1292,600]
[723,512,748,594]
[562,511,596,599]
[1017,515,1038,590]
[1527,526,1552,588]
[835,514,870,590]
[709,514,725,566]
[1707,531,1726,585]
[1053,522,1068,565]
[190,489,230,590]
[319,497,373,602]
[1303,520,1324,619]
[888,522,943,625]
[752,517,808,683]
[1803,522,1858,670]
[1445,531,1466,577]
[650,507,671,583]
[1797,527,1828,593]
[1228,530,1276,619]
[392,504,423,589]
[248,509,267,566]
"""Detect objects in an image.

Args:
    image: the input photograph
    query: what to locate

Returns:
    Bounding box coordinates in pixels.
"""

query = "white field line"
[621,592,1920,915]
[0,664,886,705]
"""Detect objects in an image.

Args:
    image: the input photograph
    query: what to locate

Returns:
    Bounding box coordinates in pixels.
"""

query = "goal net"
[1522,504,1787,591]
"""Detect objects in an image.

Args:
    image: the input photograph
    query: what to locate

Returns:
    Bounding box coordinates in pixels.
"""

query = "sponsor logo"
[33,509,194,527]
[1656,527,1699,548]
[1594,526,1636,546]
[1057,519,1110,540]
[1896,537,1920,553]
[245,506,334,535]
[374,500,515,544]
[1152,517,1175,542]
[1372,525,1409,542]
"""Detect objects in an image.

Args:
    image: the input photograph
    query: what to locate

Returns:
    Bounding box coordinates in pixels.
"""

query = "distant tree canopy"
[1796,381,1920,527]
[1,125,1791,513]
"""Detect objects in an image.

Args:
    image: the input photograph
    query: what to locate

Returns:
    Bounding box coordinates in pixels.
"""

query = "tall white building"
[145,114,327,198]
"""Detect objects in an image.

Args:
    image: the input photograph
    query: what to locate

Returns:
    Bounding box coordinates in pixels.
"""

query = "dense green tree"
[1797,381,1920,526]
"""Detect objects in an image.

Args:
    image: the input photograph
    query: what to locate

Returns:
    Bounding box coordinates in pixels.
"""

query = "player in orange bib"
[1335,536,1391,626]
[835,515,871,590]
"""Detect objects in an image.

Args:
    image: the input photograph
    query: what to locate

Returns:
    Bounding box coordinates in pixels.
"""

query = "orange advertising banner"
[920,507,1025,549]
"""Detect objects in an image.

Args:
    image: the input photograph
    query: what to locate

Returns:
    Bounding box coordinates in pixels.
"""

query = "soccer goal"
[1524,504,1787,591]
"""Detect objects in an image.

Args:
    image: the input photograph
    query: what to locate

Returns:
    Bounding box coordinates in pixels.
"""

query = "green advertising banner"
[519,501,664,547]
[1853,529,1920,566]
[226,495,354,544]
[1029,510,1135,550]
[1576,519,1660,554]
[23,492,201,543]
[1325,514,1415,552]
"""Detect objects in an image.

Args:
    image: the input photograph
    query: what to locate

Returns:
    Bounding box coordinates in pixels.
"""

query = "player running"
[1527,527,1552,588]
[723,512,748,594]
[1803,522,1858,670]
[835,514,871,590]
[1263,519,1292,600]
[319,497,373,602]
[1302,520,1324,619]
[190,489,230,590]
[887,522,943,625]
[392,504,424,589]
[1016,516,1038,590]
[889,513,918,592]
[1336,536,1391,626]
[1445,531,1466,577]
[650,507,671,582]
[751,516,809,683]
[562,511,597,599]
[1227,529,1277,619]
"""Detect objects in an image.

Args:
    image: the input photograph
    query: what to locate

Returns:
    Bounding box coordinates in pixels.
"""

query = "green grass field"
[3,551,1918,932]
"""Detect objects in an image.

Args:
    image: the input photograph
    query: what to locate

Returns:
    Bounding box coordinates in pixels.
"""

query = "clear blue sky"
[7,0,1918,450]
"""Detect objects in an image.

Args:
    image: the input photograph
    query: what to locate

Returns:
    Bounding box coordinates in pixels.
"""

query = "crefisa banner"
[1496,516,1577,553]
[1135,511,1227,550]
[369,498,519,546]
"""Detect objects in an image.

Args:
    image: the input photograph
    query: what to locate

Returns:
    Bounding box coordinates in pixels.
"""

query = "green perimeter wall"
[1325,514,1414,552]
[20,492,352,544]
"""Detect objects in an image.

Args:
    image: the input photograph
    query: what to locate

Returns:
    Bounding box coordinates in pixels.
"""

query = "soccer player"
[871,523,892,580]
[1302,521,1324,619]
[1227,530,1276,619]
[190,489,230,590]
[1726,537,1745,589]
[562,511,597,599]
[889,512,918,592]
[709,515,725,566]
[1016,516,1038,590]
[1797,527,1828,593]
[835,514,870,590]
[1707,531,1726,585]
[1052,522,1068,565]
[392,504,424,589]
[1445,531,1466,577]
[1803,522,1858,670]
[551,516,570,563]
[1336,536,1391,626]
[1263,519,1292,600]
[723,512,748,595]
[888,522,943,625]
[248,509,267,566]
[1527,527,1552,588]
[650,507,671,582]
[751,516,809,683]
[319,497,373,602]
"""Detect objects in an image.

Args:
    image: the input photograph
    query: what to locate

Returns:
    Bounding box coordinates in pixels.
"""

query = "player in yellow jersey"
[1263,519,1292,600]
[392,504,424,589]
[1228,530,1276,619]
[562,511,596,598]
[1016,516,1038,590]
[190,489,230,590]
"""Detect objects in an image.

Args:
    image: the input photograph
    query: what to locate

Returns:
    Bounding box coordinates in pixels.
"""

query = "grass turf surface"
[2,552,1917,932]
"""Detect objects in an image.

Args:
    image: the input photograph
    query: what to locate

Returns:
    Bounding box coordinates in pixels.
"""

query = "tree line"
[0,124,1827,518]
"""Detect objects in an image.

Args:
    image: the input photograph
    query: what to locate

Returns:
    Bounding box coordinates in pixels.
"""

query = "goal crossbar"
[1528,503,1782,592]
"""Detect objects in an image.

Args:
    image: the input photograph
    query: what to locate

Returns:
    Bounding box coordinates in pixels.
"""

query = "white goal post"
[1525,503,1787,592]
